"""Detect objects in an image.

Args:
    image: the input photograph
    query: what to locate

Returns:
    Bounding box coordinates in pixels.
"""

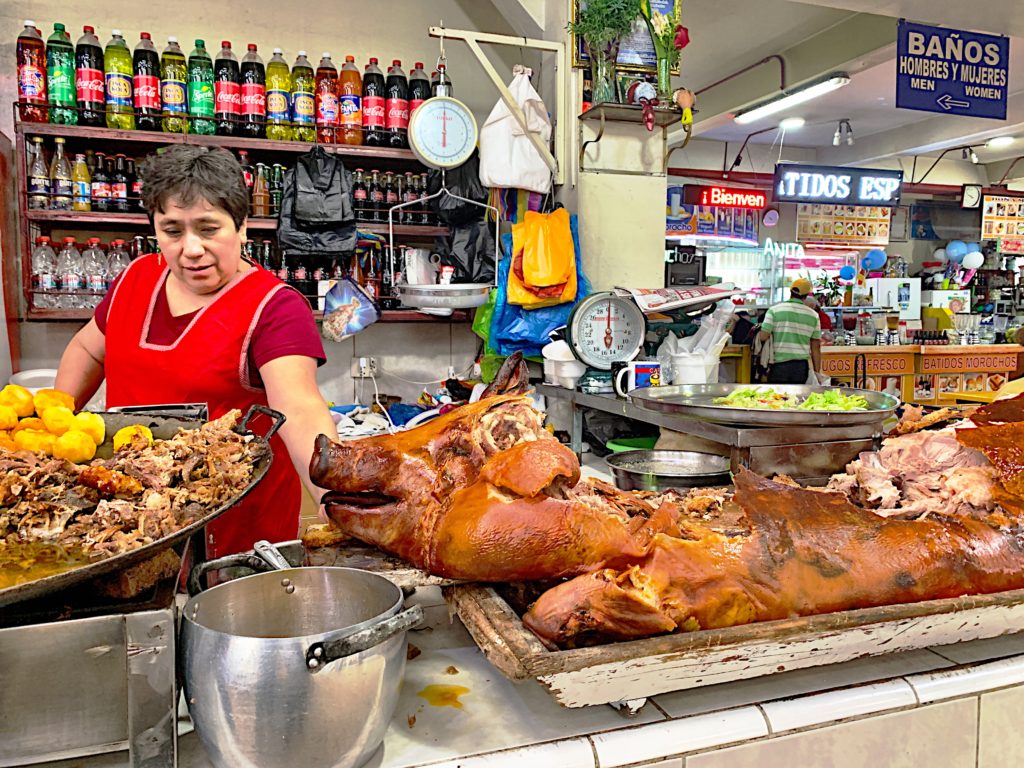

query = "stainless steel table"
[539,384,884,483]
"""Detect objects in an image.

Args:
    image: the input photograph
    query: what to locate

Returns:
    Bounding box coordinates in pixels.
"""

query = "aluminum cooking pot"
[181,541,422,768]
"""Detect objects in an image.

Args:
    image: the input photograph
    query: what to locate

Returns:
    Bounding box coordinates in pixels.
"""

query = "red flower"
[674,25,691,51]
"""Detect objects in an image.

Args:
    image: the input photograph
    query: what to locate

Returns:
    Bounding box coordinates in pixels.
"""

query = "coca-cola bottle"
[402,171,417,224]
[91,152,110,212]
[75,25,105,127]
[132,32,161,131]
[362,57,386,147]
[315,52,338,143]
[384,171,398,215]
[111,155,129,213]
[431,62,453,98]
[368,169,384,222]
[409,62,430,116]
[18,21,48,122]
[240,43,266,138]
[351,168,367,221]
[385,60,409,149]
[237,150,254,197]
[214,41,240,136]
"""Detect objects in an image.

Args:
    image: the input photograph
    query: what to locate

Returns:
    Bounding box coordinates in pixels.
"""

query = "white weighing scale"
[564,291,646,393]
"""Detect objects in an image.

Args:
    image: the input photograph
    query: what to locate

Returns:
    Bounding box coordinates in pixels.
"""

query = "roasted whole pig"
[310,395,679,581]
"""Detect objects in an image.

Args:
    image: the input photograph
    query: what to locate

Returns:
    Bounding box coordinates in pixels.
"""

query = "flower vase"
[587,41,619,105]
[655,52,673,102]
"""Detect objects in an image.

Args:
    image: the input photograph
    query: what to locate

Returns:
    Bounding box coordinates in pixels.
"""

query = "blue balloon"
[839,265,856,281]
[866,248,887,270]
[861,257,873,271]
[947,240,968,263]
[965,242,981,254]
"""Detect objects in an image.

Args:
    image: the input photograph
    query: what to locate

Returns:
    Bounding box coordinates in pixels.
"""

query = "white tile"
[406,604,476,652]
[589,707,768,768]
[405,585,448,609]
[906,655,1024,703]
[760,679,917,734]
[931,634,1024,665]
[632,761,684,768]
[978,687,1024,768]
[417,737,595,768]
[653,649,952,720]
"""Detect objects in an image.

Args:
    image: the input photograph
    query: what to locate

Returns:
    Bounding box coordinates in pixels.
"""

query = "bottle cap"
[83,25,94,33]
[140,32,151,40]
[54,137,64,143]
[63,236,76,243]
[248,43,257,51]
[168,36,178,43]
[392,59,401,67]
[415,62,424,69]
[221,41,231,48]
[355,168,364,172]
[111,29,123,37]
[345,55,355,62]
[369,57,378,64]
[195,39,205,47]
[54,23,65,32]
[273,47,283,54]
[297,50,307,57]
[35,236,48,244]
[321,52,331,59]
[23,20,35,27]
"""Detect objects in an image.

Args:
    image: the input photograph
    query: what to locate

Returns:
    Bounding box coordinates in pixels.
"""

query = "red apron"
[105,254,301,558]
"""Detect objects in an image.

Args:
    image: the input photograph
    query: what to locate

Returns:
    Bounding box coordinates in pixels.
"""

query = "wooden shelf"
[578,102,682,128]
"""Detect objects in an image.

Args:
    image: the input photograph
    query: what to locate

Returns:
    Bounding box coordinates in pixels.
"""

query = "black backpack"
[277,146,357,255]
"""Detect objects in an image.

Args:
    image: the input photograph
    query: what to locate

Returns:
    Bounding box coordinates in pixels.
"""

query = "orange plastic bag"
[507,210,577,308]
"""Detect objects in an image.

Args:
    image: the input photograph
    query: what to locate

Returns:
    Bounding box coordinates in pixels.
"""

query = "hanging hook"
[437,20,446,67]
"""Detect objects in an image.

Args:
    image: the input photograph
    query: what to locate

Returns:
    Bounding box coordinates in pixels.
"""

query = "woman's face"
[153,197,247,295]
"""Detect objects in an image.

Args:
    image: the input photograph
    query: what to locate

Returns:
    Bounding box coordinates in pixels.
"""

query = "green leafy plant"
[570,0,644,51]
[814,271,844,306]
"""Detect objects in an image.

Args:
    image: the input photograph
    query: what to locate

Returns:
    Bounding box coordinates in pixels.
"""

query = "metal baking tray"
[630,384,899,427]
[397,283,491,309]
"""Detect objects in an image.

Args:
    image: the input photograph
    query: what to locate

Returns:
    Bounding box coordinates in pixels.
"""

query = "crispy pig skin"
[310,395,675,581]
[524,466,1024,647]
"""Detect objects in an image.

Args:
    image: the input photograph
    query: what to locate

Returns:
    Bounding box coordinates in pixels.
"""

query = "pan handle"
[238,404,287,441]
[187,553,273,595]
[304,605,424,673]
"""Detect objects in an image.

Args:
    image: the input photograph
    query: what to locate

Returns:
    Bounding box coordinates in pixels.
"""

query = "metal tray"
[605,450,731,491]
[0,405,281,608]
[397,283,491,309]
[630,384,899,427]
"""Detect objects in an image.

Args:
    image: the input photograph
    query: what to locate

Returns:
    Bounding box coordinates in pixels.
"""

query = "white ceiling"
[789,0,1024,38]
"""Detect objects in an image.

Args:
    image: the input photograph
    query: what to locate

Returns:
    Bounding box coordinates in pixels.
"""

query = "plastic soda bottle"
[133,32,160,130]
[56,237,83,309]
[338,55,362,145]
[160,37,188,133]
[49,137,73,210]
[47,23,77,124]
[187,40,215,135]
[28,136,50,210]
[105,30,135,130]
[385,59,409,149]
[75,26,105,127]
[31,236,58,309]
[291,51,315,142]
[82,238,108,308]
[409,62,430,116]
[17,21,48,122]
[108,239,133,280]
[362,58,386,147]
[214,41,240,136]
[240,44,266,138]
[72,153,91,211]
[315,53,338,143]
[265,48,293,141]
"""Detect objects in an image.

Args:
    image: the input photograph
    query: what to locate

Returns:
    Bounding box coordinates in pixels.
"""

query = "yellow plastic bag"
[507,211,577,309]
[520,209,573,288]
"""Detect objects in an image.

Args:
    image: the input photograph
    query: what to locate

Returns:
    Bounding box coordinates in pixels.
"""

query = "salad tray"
[630,384,900,427]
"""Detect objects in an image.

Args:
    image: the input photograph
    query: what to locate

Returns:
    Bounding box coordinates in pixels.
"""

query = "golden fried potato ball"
[33,388,76,415]
[53,430,97,464]
[0,384,35,417]
[14,429,56,455]
[0,405,18,431]
[73,412,105,446]
[113,424,154,452]
[40,406,76,437]
[12,417,44,435]
[0,436,16,452]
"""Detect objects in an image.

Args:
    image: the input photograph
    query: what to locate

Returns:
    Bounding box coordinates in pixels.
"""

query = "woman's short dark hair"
[139,145,249,229]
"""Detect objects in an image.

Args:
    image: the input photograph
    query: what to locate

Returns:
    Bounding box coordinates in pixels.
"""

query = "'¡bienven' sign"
[772,164,904,207]
[896,20,1009,120]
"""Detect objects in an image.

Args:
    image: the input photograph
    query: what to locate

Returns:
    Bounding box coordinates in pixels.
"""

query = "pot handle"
[304,605,424,673]
[187,553,272,595]
[238,404,287,442]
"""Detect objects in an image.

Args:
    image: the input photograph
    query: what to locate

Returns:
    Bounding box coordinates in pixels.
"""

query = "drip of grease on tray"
[417,684,470,709]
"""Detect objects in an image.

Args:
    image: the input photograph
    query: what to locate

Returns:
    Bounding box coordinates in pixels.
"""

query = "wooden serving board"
[446,584,1024,708]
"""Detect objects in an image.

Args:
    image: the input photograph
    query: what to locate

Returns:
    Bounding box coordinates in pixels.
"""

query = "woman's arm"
[258,355,338,504]
[55,319,107,410]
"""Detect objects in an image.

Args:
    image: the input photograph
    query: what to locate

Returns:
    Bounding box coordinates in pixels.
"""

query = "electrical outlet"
[351,356,378,378]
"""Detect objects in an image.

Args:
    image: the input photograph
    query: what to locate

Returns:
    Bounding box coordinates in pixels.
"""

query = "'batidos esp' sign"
[772,163,904,207]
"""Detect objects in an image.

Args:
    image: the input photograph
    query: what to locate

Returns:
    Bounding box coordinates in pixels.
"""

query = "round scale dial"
[408,96,478,169]
[566,292,646,370]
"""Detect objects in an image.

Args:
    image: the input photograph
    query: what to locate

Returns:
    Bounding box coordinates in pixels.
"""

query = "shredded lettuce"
[713,387,868,411]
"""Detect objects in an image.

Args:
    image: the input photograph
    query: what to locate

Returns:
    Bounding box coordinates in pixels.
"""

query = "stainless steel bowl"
[605,450,732,491]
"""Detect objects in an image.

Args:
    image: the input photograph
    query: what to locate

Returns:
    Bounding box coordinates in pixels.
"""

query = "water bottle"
[107,239,133,281]
[30,236,57,309]
[82,238,108,308]
[56,236,83,309]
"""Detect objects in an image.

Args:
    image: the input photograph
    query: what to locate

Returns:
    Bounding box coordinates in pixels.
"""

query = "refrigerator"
[921,289,971,313]
[865,278,922,321]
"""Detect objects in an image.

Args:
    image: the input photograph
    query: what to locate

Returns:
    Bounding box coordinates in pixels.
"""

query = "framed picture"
[935,374,961,394]
[878,375,902,397]
[572,0,682,74]
[889,206,910,242]
[913,375,935,401]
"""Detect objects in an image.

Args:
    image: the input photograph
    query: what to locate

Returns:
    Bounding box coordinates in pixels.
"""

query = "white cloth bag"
[479,65,553,194]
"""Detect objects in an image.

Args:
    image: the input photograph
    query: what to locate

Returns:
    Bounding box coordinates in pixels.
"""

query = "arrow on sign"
[937,94,971,111]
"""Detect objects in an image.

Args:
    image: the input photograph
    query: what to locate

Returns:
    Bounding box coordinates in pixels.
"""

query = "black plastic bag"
[427,149,489,226]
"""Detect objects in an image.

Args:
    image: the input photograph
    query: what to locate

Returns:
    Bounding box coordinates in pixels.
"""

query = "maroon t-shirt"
[96,269,326,388]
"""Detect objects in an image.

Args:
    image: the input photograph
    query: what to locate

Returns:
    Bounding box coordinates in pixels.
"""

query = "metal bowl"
[605,450,731,491]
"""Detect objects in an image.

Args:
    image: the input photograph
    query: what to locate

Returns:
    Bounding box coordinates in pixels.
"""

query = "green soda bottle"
[104,30,135,130]
[187,39,215,135]
[160,36,188,133]
[47,23,76,124]
[265,47,293,141]
[290,50,315,142]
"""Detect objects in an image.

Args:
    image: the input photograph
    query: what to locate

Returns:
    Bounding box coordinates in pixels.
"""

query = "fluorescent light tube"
[734,74,851,125]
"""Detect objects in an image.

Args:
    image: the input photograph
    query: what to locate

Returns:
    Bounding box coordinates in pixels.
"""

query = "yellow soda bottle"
[71,153,91,211]
[265,47,293,141]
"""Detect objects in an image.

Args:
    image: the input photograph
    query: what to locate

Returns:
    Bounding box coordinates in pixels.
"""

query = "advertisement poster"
[796,203,891,246]
[982,195,1024,253]
[666,187,758,241]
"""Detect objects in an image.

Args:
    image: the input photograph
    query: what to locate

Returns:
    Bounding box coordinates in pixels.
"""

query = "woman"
[55,145,338,558]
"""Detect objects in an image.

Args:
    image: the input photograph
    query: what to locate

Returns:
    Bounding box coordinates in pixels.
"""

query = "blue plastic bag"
[488,212,590,357]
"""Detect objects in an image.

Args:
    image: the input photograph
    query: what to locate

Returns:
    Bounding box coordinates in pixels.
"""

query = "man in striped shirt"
[757,278,822,384]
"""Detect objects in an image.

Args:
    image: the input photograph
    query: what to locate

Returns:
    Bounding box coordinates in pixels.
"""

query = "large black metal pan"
[0,404,282,608]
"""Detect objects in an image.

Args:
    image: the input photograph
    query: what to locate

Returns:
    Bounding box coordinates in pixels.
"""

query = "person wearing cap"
[757,278,822,384]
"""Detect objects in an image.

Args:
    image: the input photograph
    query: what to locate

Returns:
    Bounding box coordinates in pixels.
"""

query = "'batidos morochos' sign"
[772,163,904,207]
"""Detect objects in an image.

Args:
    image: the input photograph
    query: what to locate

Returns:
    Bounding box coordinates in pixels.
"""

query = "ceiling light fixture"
[833,126,841,146]
[779,117,805,130]
[971,149,980,164]
[843,120,854,146]
[734,74,851,125]
[987,136,1016,149]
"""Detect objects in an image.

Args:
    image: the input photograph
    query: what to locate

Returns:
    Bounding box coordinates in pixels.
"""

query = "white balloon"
[933,248,947,261]
[962,251,984,269]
